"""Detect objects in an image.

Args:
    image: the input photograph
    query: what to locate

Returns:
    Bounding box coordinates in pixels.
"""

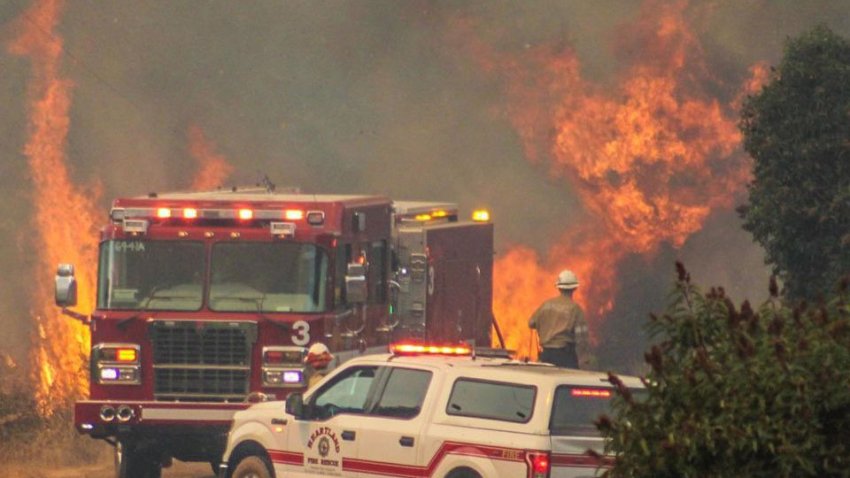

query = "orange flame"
[480,0,768,358]
[8,0,99,415]
[188,124,234,190]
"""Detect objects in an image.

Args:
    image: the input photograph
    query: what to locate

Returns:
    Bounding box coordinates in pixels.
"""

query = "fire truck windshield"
[209,242,328,313]
[97,240,205,311]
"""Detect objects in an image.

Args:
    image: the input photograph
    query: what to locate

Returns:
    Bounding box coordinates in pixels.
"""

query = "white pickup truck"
[218,344,643,478]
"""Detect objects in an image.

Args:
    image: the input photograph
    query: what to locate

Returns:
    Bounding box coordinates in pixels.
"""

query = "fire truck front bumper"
[74,400,251,437]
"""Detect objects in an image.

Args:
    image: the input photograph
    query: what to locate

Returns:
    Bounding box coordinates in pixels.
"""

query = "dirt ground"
[1,460,215,478]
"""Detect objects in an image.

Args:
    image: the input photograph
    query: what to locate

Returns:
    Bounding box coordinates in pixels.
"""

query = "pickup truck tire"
[232,456,273,478]
[446,468,482,478]
[115,441,162,478]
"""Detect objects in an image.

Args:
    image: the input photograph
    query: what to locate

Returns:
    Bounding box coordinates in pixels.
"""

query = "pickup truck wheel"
[445,468,481,478]
[232,456,273,478]
[115,441,162,478]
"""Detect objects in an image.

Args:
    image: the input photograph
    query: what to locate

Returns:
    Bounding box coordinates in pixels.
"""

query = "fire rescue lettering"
[307,427,340,453]
[305,427,342,470]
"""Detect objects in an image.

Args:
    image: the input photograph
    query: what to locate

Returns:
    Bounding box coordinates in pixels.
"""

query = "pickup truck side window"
[372,368,432,419]
[312,366,377,419]
[447,378,535,423]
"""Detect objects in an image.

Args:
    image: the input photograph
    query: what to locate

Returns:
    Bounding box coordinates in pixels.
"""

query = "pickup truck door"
[282,365,380,478]
[352,366,433,477]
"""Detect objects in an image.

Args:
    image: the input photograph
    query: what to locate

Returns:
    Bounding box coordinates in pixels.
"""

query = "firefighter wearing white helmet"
[304,342,335,388]
[528,269,591,368]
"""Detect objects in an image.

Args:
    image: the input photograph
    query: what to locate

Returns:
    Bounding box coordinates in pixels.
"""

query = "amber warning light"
[472,209,490,222]
[389,342,473,356]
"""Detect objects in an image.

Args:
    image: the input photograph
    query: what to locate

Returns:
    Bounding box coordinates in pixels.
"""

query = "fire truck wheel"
[115,441,162,478]
[232,456,273,478]
[445,468,482,478]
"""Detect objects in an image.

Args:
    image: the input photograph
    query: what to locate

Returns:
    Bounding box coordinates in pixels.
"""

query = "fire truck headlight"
[93,343,141,385]
[98,366,140,384]
[262,346,307,387]
[100,368,119,380]
[263,369,305,387]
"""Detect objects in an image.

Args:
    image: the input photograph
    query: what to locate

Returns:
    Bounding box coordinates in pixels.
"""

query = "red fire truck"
[54,186,494,478]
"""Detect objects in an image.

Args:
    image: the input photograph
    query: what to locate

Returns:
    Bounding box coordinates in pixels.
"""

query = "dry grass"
[0,360,109,472]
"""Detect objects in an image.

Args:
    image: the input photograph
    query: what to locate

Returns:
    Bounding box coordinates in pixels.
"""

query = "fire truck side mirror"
[345,263,367,304]
[55,263,78,307]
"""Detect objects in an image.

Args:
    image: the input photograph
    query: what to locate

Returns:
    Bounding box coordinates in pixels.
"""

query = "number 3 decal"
[291,320,310,346]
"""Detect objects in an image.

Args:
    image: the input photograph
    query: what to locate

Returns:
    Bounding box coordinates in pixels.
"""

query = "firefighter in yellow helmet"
[528,269,591,368]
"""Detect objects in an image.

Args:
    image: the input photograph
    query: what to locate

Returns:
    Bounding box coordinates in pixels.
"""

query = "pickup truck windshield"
[210,242,328,313]
[97,240,204,311]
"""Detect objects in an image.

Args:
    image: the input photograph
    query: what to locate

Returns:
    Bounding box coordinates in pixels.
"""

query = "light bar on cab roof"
[111,206,328,225]
[389,342,473,356]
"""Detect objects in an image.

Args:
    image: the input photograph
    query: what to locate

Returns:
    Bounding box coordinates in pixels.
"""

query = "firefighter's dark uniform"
[528,294,589,368]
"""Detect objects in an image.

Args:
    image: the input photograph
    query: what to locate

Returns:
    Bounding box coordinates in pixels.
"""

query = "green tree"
[738,25,850,300]
[598,263,850,477]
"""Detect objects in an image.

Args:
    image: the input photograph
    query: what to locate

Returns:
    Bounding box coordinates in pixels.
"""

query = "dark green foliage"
[738,25,850,300]
[599,264,850,477]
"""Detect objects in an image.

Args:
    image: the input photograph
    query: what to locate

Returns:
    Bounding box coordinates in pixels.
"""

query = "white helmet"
[556,269,579,290]
[307,342,330,356]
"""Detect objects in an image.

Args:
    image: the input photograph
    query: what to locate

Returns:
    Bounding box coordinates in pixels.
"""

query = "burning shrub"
[600,263,850,477]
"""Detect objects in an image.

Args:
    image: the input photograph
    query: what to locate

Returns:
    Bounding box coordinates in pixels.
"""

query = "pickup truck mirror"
[55,263,78,307]
[344,263,367,304]
[285,392,306,419]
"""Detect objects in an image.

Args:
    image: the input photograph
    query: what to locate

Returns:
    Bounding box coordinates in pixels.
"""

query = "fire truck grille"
[150,321,257,401]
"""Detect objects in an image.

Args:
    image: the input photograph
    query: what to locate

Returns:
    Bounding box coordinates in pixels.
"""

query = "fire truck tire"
[445,468,481,478]
[115,441,162,478]
[232,456,273,478]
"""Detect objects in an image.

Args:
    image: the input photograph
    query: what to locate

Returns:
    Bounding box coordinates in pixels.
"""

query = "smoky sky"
[1,0,849,367]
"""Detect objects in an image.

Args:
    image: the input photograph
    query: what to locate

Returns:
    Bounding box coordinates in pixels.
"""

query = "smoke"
[0,0,847,375]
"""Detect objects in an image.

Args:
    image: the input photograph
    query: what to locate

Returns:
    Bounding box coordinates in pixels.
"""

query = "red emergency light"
[570,388,612,398]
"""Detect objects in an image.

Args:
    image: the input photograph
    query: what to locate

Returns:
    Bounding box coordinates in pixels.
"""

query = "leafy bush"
[599,263,850,477]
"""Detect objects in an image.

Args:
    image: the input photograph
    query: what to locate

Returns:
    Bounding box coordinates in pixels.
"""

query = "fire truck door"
[354,367,433,477]
[284,366,378,477]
